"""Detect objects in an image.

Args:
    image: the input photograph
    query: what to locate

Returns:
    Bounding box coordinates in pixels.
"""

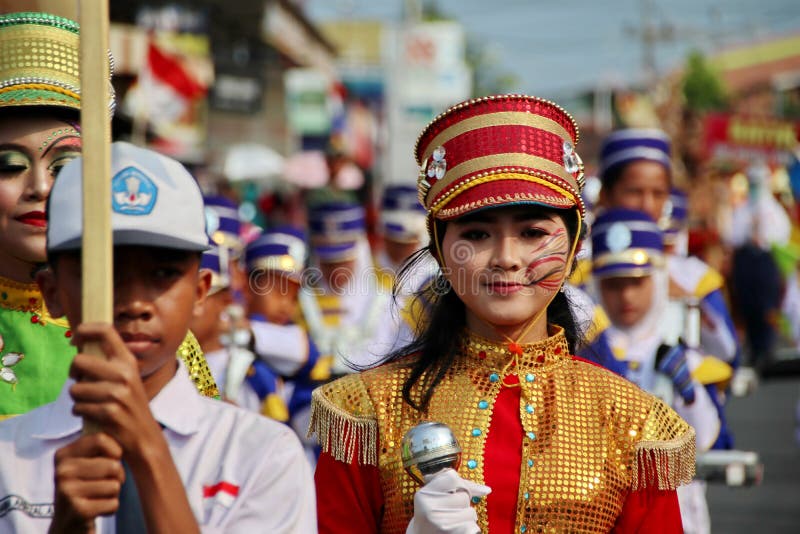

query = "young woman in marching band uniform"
[310,95,695,533]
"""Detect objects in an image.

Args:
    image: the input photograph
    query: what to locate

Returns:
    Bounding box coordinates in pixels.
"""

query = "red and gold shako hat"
[415,94,585,221]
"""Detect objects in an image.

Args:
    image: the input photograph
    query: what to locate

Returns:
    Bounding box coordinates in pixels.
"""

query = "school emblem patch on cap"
[112,167,158,215]
[48,142,209,252]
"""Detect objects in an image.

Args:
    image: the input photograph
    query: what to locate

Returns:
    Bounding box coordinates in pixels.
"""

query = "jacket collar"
[31,359,203,440]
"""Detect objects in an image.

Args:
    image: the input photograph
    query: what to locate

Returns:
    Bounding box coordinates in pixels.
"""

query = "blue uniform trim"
[244,360,279,401]
[579,334,735,449]
[288,337,321,414]
[576,331,627,376]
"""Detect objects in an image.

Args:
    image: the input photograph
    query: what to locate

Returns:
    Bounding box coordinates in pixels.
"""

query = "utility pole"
[404,0,422,24]
[624,0,676,87]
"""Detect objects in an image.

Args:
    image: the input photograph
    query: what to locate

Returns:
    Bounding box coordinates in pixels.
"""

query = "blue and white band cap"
[203,195,243,250]
[48,142,209,253]
[664,187,688,233]
[381,210,427,244]
[599,128,671,179]
[201,242,231,294]
[308,202,366,243]
[313,240,359,263]
[591,208,664,278]
[382,185,426,213]
[245,226,307,281]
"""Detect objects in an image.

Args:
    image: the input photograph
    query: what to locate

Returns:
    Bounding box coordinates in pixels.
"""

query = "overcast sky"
[307,0,800,98]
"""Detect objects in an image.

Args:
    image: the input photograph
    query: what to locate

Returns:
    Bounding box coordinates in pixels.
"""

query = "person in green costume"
[0,12,218,419]
[0,12,100,419]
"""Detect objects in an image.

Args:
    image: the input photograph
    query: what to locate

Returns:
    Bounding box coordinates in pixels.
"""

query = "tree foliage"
[682,50,728,112]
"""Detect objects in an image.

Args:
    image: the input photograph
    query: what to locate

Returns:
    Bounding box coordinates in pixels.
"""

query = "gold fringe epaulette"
[631,398,697,490]
[308,374,378,465]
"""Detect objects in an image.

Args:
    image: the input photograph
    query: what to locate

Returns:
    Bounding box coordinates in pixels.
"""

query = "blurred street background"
[19,0,800,530]
[707,375,800,532]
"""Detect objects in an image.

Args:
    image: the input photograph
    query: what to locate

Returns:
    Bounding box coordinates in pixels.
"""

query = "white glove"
[406,468,491,534]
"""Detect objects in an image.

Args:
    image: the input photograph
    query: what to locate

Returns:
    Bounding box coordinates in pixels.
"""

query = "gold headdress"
[0,12,115,113]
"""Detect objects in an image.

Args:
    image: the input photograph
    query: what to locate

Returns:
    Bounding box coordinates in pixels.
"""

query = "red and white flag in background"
[124,41,207,131]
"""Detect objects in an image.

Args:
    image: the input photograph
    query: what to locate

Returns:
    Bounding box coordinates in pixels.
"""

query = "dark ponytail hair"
[385,206,587,412]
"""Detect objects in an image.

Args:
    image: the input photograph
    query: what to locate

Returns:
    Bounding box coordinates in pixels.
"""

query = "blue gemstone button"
[525,404,534,414]
[525,373,535,383]
[472,428,482,437]
[467,459,478,469]
[478,400,489,409]
[524,492,530,500]
[527,459,534,467]
[527,431,536,440]
[489,373,500,382]
[521,526,527,533]
[471,496,481,504]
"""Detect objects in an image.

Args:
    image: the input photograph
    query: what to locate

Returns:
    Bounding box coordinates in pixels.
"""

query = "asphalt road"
[707,367,800,533]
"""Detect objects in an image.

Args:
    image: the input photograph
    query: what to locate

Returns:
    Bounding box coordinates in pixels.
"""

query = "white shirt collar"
[31,358,204,440]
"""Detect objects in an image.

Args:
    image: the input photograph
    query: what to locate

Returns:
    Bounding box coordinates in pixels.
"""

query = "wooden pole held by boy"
[79,0,113,431]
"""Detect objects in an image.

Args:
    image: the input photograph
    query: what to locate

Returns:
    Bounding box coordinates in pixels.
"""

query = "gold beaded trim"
[429,171,585,219]
[437,190,574,220]
[0,276,70,328]
[426,153,580,203]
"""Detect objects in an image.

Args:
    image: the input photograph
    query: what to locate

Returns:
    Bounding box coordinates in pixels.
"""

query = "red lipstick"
[15,211,47,228]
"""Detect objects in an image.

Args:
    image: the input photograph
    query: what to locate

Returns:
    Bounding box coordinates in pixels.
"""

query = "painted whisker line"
[528,266,564,287]
[529,230,568,254]
[526,252,568,276]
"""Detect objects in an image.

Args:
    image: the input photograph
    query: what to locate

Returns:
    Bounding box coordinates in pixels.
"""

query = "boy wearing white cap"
[0,143,315,532]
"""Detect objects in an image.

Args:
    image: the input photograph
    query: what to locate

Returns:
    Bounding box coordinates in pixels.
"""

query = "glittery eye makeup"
[0,150,30,174]
[48,150,81,176]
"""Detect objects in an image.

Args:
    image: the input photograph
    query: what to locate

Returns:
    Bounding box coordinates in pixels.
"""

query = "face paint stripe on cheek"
[523,227,570,290]
[527,227,567,255]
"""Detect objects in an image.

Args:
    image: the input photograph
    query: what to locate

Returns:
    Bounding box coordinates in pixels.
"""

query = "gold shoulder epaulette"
[309,373,378,465]
[632,397,696,490]
[178,330,220,399]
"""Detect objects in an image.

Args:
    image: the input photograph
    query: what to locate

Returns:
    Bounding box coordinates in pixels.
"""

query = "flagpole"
[79,0,113,433]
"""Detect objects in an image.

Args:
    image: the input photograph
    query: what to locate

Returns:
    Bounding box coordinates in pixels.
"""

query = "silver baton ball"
[401,421,462,485]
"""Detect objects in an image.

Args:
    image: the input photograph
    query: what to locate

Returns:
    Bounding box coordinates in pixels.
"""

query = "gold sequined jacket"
[310,328,695,533]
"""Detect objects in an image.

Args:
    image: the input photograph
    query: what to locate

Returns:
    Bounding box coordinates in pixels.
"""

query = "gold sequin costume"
[310,327,695,533]
[179,330,220,399]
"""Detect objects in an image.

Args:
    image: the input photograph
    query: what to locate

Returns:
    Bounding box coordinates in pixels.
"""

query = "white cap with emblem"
[48,141,209,253]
